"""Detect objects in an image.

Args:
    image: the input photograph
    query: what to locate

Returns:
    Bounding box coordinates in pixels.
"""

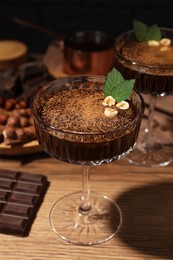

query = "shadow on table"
[111,182,173,260]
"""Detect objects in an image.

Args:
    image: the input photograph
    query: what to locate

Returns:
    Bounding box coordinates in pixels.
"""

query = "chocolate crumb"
[41,87,136,134]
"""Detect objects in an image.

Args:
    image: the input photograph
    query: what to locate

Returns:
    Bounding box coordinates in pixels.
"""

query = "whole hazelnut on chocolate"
[19,109,30,118]
[3,127,17,139]
[5,99,17,111]
[24,125,36,139]
[20,117,30,127]
[7,116,21,127]
[12,109,21,117]
[0,113,8,125]
[16,128,30,142]
[25,108,32,116]
[15,101,27,109]
[29,116,34,125]
[16,128,28,141]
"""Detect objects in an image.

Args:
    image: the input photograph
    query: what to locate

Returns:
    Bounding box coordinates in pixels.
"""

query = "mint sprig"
[133,20,161,41]
[103,68,135,102]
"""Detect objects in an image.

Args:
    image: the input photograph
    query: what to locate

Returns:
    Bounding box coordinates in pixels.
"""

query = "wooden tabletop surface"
[0,93,173,260]
[0,152,173,260]
[0,48,173,259]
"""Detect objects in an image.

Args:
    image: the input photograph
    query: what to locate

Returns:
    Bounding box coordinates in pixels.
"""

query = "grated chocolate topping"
[121,40,173,66]
[41,86,136,134]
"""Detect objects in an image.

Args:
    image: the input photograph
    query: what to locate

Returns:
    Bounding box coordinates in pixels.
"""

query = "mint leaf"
[104,68,135,102]
[103,68,124,97]
[133,20,147,41]
[133,20,162,41]
[112,80,135,102]
[146,24,161,41]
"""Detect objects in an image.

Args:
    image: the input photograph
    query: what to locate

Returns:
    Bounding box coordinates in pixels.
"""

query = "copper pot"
[63,31,115,75]
[12,17,115,75]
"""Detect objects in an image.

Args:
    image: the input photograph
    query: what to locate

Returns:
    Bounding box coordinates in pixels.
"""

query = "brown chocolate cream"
[32,77,144,165]
[121,40,173,68]
[114,29,173,95]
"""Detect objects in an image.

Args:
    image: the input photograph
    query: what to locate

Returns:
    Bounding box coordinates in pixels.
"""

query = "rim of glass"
[114,27,173,70]
[30,75,145,137]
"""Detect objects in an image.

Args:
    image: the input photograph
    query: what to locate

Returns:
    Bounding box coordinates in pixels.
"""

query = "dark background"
[0,0,173,53]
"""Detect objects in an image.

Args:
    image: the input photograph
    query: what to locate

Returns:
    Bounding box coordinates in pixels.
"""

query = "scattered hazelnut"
[159,38,171,46]
[116,101,129,110]
[148,40,159,46]
[102,96,115,107]
[0,114,8,125]
[29,116,34,125]
[12,109,21,117]
[7,116,21,127]
[160,46,171,52]
[15,128,27,141]
[3,127,17,139]
[25,108,32,116]
[24,125,36,139]
[0,99,36,145]
[4,99,17,111]
[19,109,30,118]
[104,107,118,118]
[20,117,30,127]
[15,101,27,109]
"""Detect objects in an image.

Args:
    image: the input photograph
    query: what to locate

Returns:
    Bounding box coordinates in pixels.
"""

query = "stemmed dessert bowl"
[114,27,173,167]
[31,75,144,245]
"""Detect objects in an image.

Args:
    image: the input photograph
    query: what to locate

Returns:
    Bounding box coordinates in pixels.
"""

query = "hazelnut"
[148,40,159,46]
[24,125,36,139]
[29,117,34,125]
[160,38,171,46]
[19,109,30,118]
[25,108,32,116]
[15,101,27,109]
[20,117,30,127]
[116,101,129,110]
[0,113,8,125]
[5,99,17,111]
[102,96,115,107]
[12,109,21,117]
[16,128,28,141]
[104,107,118,117]
[7,116,21,127]
[3,127,17,139]
[160,46,171,52]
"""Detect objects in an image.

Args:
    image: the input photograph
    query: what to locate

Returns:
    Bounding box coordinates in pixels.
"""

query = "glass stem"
[79,165,92,214]
[143,95,157,146]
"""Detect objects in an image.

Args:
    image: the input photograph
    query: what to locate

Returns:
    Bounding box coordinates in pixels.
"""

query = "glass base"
[126,143,173,167]
[126,116,173,167]
[49,191,122,245]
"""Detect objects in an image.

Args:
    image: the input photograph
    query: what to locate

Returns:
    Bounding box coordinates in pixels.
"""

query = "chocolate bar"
[0,169,49,236]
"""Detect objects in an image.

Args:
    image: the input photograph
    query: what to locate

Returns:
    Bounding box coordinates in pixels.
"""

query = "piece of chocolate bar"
[0,169,49,236]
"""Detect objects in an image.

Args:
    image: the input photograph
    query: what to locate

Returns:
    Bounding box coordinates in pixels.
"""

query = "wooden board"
[0,140,42,155]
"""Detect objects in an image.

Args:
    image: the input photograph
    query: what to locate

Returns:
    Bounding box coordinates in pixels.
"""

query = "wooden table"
[0,138,173,260]
[0,48,173,259]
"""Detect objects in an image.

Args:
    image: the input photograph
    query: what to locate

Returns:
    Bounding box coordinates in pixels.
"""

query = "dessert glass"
[31,75,144,245]
[114,28,173,167]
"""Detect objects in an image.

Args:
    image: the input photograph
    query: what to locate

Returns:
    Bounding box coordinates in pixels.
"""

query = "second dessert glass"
[114,27,173,167]
[31,75,144,245]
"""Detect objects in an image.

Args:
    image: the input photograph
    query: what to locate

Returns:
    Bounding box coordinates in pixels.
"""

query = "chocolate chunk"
[0,61,53,103]
[0,169,49,236]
